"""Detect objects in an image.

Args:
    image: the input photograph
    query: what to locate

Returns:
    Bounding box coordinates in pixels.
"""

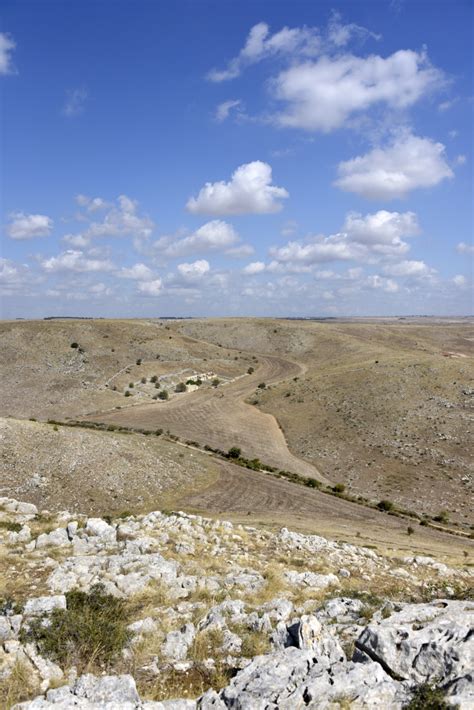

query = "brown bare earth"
[1,317,473,562]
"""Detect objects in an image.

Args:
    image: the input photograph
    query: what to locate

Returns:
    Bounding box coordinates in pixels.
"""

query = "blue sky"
[1,0,472,318]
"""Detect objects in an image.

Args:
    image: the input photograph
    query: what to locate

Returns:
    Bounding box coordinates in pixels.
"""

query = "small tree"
[70,342,79,349]
[212,378,220,387]
[247,366,254,374]
[129,382,134,388]
[377,499,395,512]
[150,375,158,383]
[158,390,169,400]
[228,446,241,459]
[333,483,346,494]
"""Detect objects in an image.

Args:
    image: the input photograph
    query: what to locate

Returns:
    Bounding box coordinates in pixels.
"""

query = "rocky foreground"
[0,497,472,708]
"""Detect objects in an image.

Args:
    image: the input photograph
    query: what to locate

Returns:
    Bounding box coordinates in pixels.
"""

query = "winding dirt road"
[84,351,330,485]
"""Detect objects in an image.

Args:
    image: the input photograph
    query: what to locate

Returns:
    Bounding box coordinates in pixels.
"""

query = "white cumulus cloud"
[243,261,266,275]
[206,15,378,83]
[177,259,210,281]
[456,242,474,255]
[7,212,53,240]
[0,33,16,75]
[186,161,288,216]
[40,250,114,273]
[137,279,163,296]
[272,50,443,132]
[270,210,421,269]
[382,259,433,277]
[335,132,453,199]
[156,220,239,258]
[118,263,154,280]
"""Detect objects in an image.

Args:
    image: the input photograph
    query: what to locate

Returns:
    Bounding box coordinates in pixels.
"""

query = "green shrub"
[175,382,187,393]
[150,375,158,383]
[257,382,266,389]
[21,585,130,671]
[333,483,346,494]
[158,390,169,400]
[141,377,147,384]
[228,446,242,459]
[212,378,220,387]
[407,526,415,536]
[129,382,134,388]
[403,682,456,709]
[433,511,449,524]
[155,382,161,389]
[0,521,22,533]
[247,367,254,374]
[377,499,395,512]
[124,391,131,397]
[136,359,142,365]
[70,342,79,349]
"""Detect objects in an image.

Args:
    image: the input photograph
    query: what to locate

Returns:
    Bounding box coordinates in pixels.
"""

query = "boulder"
[24,596,66,616]
[162,623,196,661]
[355,600,474,696]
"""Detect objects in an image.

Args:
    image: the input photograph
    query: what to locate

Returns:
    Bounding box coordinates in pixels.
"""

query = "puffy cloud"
[177,259,210,281]
[157,220,239,257]
[215,99,242,122]
[40,249,114,273]
[270,239,357,265]
[206,15,378,83]
[243,261,266,275]
[75,195,110,211]
[207,22,321,82]
[272,50,443,132]
[342,210,419,255]
[335,132,453,199]
[455,154,467,166]
[456,242,474,255]
[7,212,53,240]
[89,282,113,296]
[453,274,466,287]
[0,33,16,75]
[118,263,154,280]
[270,210,420,268]
[63,87,88,117]
[67,194,154,244]
[137,278,163,296]
[382,260,433,277]
[0,258,32,293]
[366,275,399,292]
[63,233,90,248]
[186,161,288,216]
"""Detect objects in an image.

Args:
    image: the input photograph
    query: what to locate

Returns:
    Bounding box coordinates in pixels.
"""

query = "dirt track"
[84,352,331,485]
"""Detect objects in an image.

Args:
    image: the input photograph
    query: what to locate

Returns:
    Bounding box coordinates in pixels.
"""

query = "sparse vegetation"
[403,682,456,710]
[20,585,130,672]
[377,499,395,512]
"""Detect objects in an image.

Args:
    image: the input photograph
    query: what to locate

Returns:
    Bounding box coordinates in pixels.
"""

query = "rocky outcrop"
[1,498,472,709]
